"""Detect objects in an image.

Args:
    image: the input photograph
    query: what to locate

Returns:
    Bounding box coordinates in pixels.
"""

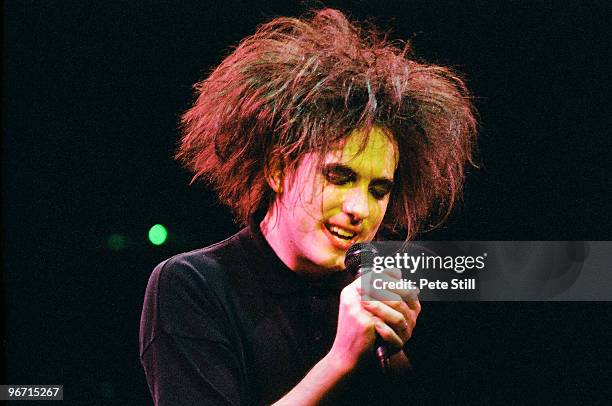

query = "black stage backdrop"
[4,1,612,404]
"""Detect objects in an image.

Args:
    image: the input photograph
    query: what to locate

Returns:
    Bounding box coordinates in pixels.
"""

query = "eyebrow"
[323,163,395,185]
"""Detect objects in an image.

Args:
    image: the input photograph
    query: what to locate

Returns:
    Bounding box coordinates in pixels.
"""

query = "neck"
[260,206,334,278]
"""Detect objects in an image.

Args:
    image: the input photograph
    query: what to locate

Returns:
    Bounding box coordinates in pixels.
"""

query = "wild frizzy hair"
[177,8,477,239]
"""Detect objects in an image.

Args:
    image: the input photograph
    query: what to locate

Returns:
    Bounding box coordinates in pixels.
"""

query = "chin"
[314,250,347,272]
[297,236,344,271]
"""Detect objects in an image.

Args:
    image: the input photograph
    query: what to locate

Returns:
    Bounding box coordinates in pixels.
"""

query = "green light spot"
[107,234,127,251]
[148,224,168,245]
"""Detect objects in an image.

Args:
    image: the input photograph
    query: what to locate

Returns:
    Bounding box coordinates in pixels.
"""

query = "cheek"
[320,185,343,211]
[283,183,322,218]
[367,199,390,229]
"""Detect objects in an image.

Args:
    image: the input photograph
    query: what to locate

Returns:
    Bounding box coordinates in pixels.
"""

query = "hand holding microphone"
[342,243,421,372]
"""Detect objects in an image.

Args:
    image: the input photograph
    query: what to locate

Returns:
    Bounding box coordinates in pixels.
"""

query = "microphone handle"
[375,341,391,372]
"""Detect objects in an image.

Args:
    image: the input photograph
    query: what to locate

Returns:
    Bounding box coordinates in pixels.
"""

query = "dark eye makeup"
[322,163,394,199]
[369,180,394,199]
[322,164,356,185]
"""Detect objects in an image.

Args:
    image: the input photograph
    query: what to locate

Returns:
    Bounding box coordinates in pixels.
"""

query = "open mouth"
[325,224,356,240]
[322,223,359,251]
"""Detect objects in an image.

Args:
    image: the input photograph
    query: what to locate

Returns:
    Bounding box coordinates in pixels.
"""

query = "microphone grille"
[345,243,378,277]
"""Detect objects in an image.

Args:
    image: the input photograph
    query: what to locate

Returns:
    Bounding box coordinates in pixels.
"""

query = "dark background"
[4,0,611,404]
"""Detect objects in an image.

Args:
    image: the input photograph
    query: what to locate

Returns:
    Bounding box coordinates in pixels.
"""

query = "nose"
[342,186,370,223]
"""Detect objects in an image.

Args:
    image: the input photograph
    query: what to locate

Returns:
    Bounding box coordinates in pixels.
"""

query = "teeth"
[329,225,355,239]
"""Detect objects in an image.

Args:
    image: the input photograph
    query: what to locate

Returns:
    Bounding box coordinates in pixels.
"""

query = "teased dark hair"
[177,8,477,239]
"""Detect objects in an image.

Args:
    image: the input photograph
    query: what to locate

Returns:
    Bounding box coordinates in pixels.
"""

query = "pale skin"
[261,127,421,405]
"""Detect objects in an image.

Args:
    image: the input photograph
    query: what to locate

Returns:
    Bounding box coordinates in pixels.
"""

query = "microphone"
[345,243,391,372]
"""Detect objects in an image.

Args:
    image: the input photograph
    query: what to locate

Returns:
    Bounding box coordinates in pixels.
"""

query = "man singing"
[140,8,476,405]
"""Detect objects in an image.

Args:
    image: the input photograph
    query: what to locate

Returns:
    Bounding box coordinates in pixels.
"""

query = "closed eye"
[322,164,356,185]
[369,180,394,200]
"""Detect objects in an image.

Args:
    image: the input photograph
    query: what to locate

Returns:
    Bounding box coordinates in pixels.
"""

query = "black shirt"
[139,222,415,405]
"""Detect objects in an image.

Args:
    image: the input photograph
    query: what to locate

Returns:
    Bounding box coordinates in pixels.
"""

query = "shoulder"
[150,229,247,293]
[140,229,249,349]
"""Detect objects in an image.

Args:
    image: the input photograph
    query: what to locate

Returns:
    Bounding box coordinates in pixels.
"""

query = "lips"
[322,222,360,250]
[327,224,355,239]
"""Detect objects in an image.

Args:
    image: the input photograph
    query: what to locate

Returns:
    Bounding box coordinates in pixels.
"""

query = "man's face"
[264,126,397,274]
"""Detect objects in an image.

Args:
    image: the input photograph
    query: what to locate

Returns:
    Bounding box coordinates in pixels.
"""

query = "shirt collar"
[237,214,353,295]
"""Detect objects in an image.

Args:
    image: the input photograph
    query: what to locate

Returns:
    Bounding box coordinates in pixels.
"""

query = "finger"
[361,271,420,303]
[361,296,410,337]
[363,290,410,316]
[403,288,420,304]
[380,267,402,280]
[359,284,403,302]
[406,297,421,314]
[372,316,403,350]
[362,283,420,313]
